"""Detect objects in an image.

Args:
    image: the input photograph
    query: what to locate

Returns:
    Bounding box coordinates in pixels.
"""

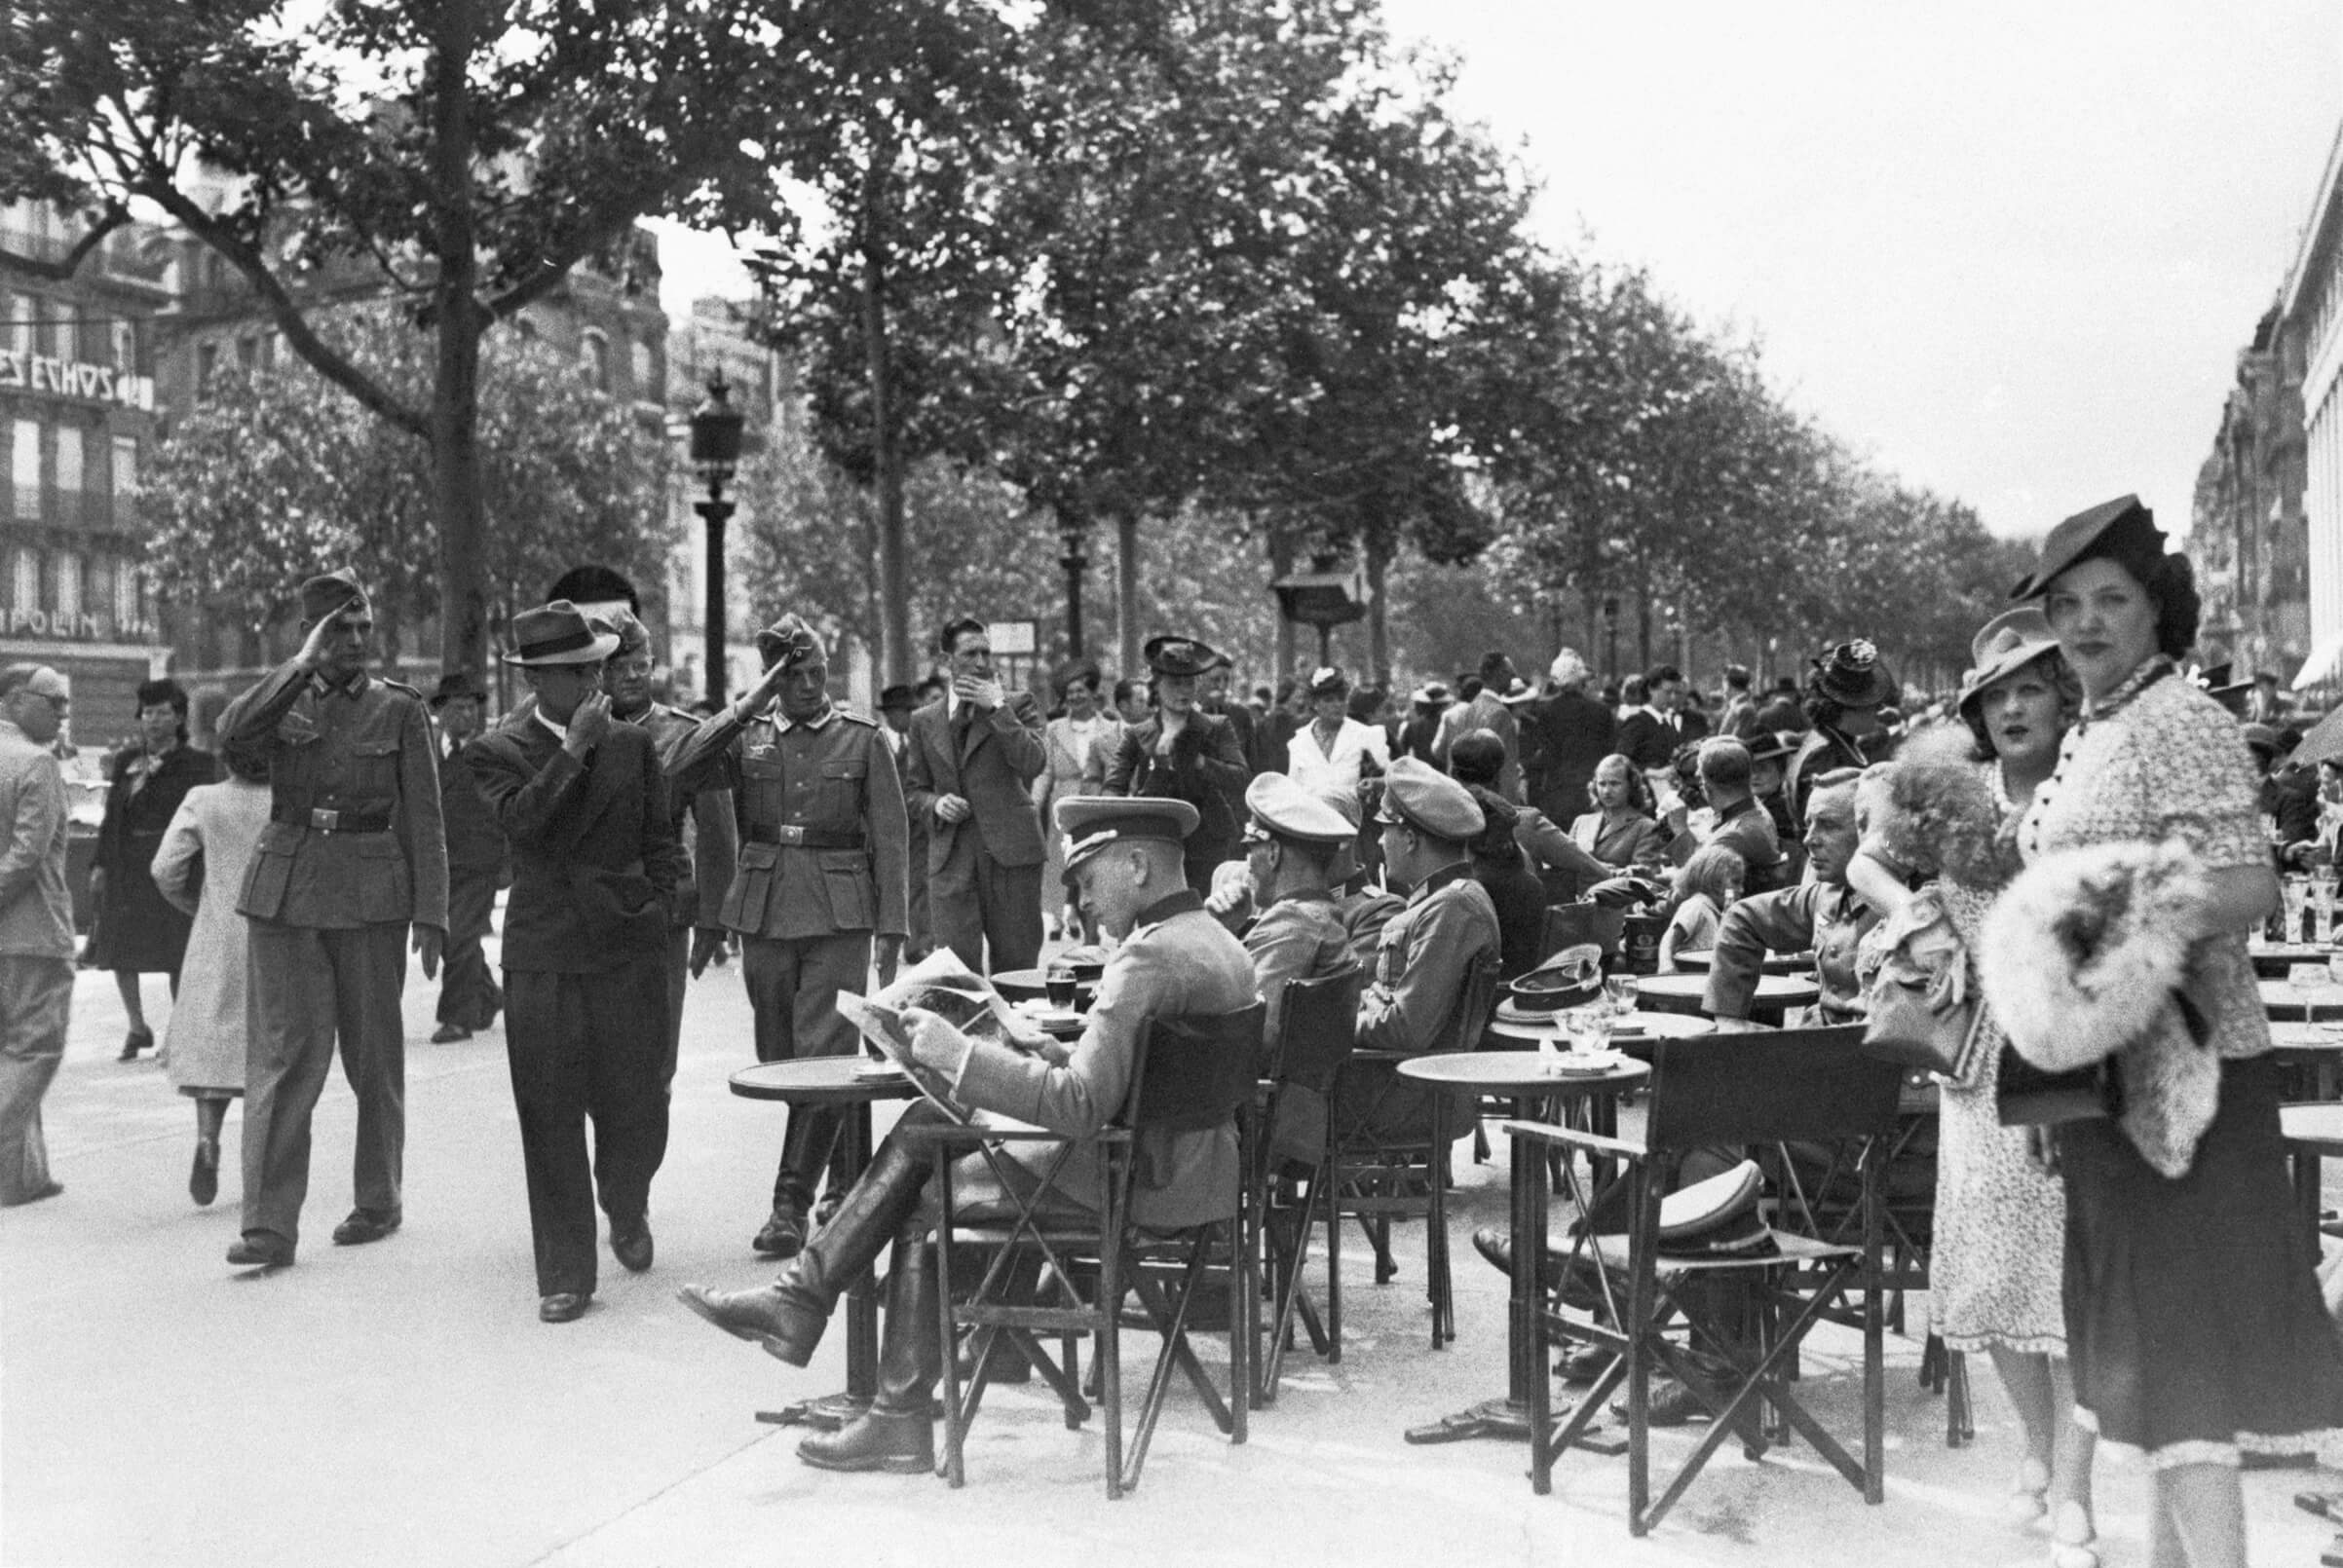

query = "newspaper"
[833,950,1052,1125]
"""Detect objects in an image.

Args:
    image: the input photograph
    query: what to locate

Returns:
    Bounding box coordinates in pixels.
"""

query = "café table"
[1668,949,1808,977]
[1635,971,1819,1027]
[729,1057,917,1430]
[2281,1102,2343,1247]
[2260,977,2343,1024]
[2270,1021,2343,1101]
[1398,1051,1649,1451]
[2250,941,2335,981]
[990,966,1098,1006]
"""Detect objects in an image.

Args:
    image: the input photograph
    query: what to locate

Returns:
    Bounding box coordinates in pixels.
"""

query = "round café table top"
[730,1058,920,1106]
[1668,949,1809,976]
[1397,1050,1649,1097]
[2281,1102,2343,1156]
[2251,942,2336,979]
[991,967,1101,1003]
[2261,977,2343,1023]
[1488,1009,1715,1044]
[1635,972,1819,1014]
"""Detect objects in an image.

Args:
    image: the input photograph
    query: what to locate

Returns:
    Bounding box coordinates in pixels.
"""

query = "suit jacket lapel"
[957,702,988,766]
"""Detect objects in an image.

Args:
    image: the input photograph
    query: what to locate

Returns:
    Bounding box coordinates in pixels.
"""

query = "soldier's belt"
[273,804,394,835]
[743,824,866,849]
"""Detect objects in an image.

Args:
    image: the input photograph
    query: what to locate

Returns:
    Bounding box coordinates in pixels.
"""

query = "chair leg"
[1324,1165,1342,1363]
[1232,1213,1253,1441]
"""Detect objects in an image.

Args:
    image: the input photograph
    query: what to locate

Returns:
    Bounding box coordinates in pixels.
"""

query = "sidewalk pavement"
[3,950,2338,1568]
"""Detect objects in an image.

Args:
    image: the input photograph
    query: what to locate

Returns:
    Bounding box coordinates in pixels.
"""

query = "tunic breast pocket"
[347,739,402,802]
[818,758,867,818]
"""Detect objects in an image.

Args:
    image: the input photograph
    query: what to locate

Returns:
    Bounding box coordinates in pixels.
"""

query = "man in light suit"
[678,795,1256,1475]
[902,616,1047,974]
[467,602,683,1324]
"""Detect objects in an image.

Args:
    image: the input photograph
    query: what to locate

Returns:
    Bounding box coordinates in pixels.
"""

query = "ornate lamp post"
[1059,513,1089,658]
[689,373,746,705]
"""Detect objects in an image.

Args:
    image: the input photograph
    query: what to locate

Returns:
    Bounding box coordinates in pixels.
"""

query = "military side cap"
[1055,796,1199,877]
[596,608,651,658]
[1244,772,1356,846]
[429,671,488,707]
[1375,755,1485,841]
[2011,494,2163,601]
[299,569,368,622]
[504,600,620,667]
[1143,635,1223,678]
[755,614,828,671]
[1956,607,2060,721]
[879,684,917,713]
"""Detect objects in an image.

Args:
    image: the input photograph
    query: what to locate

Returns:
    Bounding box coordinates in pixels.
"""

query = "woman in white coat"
[149,749,273,1206]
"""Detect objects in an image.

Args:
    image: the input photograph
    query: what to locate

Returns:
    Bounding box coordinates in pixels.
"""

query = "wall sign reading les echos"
[0,351,156,410]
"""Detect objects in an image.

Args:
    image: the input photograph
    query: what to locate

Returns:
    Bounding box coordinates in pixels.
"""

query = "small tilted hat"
[1142,635,1223,678]
[1955,608,2061,722]
[2010,495,2163,601]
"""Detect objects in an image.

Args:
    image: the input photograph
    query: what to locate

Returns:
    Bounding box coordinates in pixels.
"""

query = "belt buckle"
[311,807,341,833]
[775,825,806,846]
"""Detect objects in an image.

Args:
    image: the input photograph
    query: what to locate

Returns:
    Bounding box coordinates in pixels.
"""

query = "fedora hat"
[503,600,620,667]
[1955,607,2060,721]
[429,671,489,707]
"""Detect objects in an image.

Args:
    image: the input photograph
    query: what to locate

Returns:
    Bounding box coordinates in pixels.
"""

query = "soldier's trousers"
[741,930,871,1211]
[435,864,502,1030]
[504,953,671,1296]
[242,920,407,1248]
[0,955,71,1204]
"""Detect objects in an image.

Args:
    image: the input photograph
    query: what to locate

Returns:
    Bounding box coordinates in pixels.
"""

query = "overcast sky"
[660,0,2343,542]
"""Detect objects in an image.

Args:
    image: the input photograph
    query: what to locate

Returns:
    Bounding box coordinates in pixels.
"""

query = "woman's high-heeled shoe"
[190,1135,220,1207]
[119,1026,153,1063]
[2005,1457,2051,1525]
[2047,1500,2098,1568]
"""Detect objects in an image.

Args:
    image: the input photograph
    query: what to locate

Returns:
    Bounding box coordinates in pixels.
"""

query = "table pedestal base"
[755,1391,871,1430]
[1403,1395,1627,1455]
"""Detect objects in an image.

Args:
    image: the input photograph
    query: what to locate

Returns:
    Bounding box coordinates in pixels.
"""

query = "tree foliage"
[143,306,671,644]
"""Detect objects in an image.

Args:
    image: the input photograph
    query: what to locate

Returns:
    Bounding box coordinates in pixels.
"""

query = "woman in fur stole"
[1852,607,2097,1563]
[1981,497,2343,1568]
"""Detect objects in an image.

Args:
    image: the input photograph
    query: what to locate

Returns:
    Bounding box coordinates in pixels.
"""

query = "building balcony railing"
[11,484,39,522]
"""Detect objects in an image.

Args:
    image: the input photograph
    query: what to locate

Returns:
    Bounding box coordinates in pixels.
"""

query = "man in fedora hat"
[1785,639,1897,832]
[903,616,1047,975]
[428,670,506,1043]
[466,601,683,1322]
[596,609,736,1084]
[1432,650,1526,801]
[874,683,927,955]
[669,613,909,1260]
[1105,635,1251,892]
[215,569,448,1268]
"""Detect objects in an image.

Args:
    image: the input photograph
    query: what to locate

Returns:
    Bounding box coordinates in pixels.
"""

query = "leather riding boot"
[681,1130,930,1367]
[799,1230,940,1474]
[755,1105,846,1257]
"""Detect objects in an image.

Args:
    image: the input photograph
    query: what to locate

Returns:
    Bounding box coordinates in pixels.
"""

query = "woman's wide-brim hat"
[1955,607,2061,721]
[2010,494,2163,601]
[1143,635,1223,678]
[503,600,620,667]
[1807,639,1896,710]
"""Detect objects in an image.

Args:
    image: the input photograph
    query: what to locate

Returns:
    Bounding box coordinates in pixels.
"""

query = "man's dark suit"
[466,716,681,1300]
[1616,706,1708,771]
[1520,689,1615,825]
[902,691,1047,974]
[435,731,507,1031]
[1104,712,1249,892]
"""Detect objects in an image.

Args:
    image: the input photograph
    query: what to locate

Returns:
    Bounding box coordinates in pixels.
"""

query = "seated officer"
[675,796,1256,1475]
[1236,773,1358,1058]
[1701,766,1876,1027]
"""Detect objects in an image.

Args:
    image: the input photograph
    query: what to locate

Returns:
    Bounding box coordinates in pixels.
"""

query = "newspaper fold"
[834,951,1053,1126]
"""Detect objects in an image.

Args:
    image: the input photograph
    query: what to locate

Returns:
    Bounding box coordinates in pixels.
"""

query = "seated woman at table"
[1847,608,2097,1560]
[1569,754,1670,877]
[1657,844,1744,974]
[1452,733,1608,978]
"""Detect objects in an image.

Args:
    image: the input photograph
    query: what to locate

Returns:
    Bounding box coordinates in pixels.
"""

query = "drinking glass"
[1043,961,1077,1010]
[2284,877,2309,946]
[1566,1007,1611,1058]
[1604,976,1638,1020]
[2316,871,2337,945]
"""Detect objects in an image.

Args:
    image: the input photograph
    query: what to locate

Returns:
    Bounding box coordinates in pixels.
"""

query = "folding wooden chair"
[1257,969,1360,1401]
[915,1004,1265,1499]
[1503,1025,1903,1535]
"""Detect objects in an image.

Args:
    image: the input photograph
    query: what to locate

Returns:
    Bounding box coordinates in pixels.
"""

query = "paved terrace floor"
[4,943,2338,1568]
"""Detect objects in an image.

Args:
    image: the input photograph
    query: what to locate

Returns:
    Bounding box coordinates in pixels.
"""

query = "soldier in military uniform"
[216,571,448,1269]
[1104,635,1251,893]
[668,615,909,1259]
[1235,772,1357,1054]
[599,610,737,1083]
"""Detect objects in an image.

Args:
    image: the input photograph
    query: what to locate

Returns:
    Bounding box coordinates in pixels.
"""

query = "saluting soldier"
[598,609,737,1084]
[216,570,447,1269]
[1104,635,1251,893]
[668,615,909,1259]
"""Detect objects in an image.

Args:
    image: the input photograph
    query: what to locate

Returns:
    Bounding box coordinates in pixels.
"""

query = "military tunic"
[1700,880,1875,1026]
[218,659,449,1250]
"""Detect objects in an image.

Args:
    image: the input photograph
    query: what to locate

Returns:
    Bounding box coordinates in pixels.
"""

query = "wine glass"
[2284,878,2309,947]
[1604,976,1638,1020]
[1566,1006,1612,1059]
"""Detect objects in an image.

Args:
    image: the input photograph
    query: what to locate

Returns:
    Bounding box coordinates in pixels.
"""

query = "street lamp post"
[689,373,746,707]
[1059,513,1089,658]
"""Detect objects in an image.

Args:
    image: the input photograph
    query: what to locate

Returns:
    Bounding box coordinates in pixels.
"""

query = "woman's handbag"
[1860,887,1979,1076]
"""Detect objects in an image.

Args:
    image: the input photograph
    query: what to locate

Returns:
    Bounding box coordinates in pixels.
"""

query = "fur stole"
[1871,724,2018,889]
[1979,839,2221,1177]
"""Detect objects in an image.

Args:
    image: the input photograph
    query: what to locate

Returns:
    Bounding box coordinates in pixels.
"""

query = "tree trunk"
[1364,539,1390,690]
[1268,527,1297,679]
[429,0,488,683]
[861,151,911,687]
[1115,511,1141,675]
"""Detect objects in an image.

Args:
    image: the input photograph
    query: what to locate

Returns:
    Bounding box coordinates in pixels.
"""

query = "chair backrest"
[1644,1025,1902,1152]
[1272,970,1359,1095]
[1541,901,1625,960]
[1131,1003,1269,1133]
[1440,952,1504,1056]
